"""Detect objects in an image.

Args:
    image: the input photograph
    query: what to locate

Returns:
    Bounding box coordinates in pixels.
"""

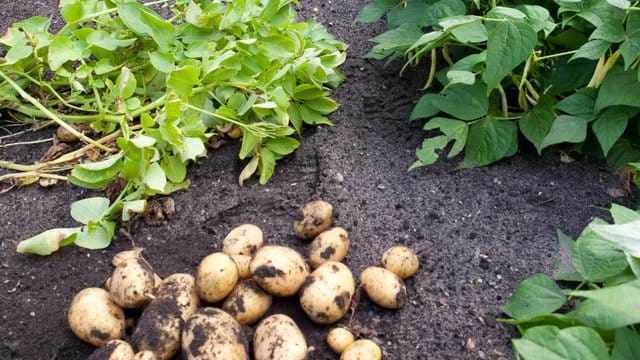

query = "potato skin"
[327,328,355,354]
[132,274,200,360]
[250,246,310,297]
[196,252,239,303]
[182,307,248,359]
[308,227,350,269]
[131,351,157,360]
[108,258,157,309]
[231,255,252,280]
[360,267,407,309]
[299,261,355,324]
[381,246,419,279]
[222,224,264,256]
[293,200,334,240]
[68,288,125,347]
[88,339,134,360]
[340,339,382,360]
[253,314,307,360]
[222,280,273,325]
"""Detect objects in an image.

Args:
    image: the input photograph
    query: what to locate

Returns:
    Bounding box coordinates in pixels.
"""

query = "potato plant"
[3,0,346,255]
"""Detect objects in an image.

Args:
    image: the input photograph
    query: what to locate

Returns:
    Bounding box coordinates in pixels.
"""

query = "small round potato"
[68,288,125,347]
[108,257,157,309]
[196,252,239,303]
[360,266,407,309]
[111,248,144,267]
[327,328,355,354]
[254,314,307,360]
[381,246,420,279]
[222,224,264,256]
[299,261,355,324]
[308,227,350,269]
[56,125,79,142]
[182,307,248,359]
[132,274,200,360]
[340,339,382,360]
[250,245,310,297]
[222,280,273,325]
[231,255,252,280]
[131,351,157,360]
[87,339,134,360]
[293,200,334,240]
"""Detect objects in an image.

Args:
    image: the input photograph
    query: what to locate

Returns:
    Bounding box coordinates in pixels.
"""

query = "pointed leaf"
[513,326,609,360]
[16,228,81,255]
[569,279,640,329]
[504,274,566,320]
[70,197,110,224]
[75,221,115,250]
[460,117,518,168]
[519,95,555,154]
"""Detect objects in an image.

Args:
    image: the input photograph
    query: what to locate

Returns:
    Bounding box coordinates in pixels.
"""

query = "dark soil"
[0,1,637,360]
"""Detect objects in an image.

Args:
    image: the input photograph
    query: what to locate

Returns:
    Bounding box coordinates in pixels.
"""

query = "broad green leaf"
[70,197,110,225]
[264,137,300,156]
[595,66,640,113]
[115,67,137,100]
[87,30,135,50]
[628,254,640,278]
[122,200,146,222]
[570,39,610,62]
[504,274,566,320]
[519,95,555,154]
[68,154,123,189]
[144,162,167,192]
[260,35,296,58]
[485,20,537,93]
[445,18,487,43]
[167,65,199,100]
[430,82,489,121]
[410,94,440,121]
[410,117,469,169]
[612,327,640,360]
[365,23,424,58]
[607,0,631,8]
[130,135,156,149]
[410,136,449,170]
[591,220,640,258]
[606,138,640,170]
[116,1,176,51]
[620,12,640,70]
[513,326,609,360]
[610,203,640,224]
[259,148,276,184]
[239,130,259,160]
[75,221,115,250]
[179,137,206,162]
[16,228,80,255]
[487,6,527,20]
[554,91,595,117]
[48,35,82,71]
[445,70,475,87]
[571,224,628,281]
[569,279,640,329]
[590,18,625,43]
[5,43,33,64]
[592,107,629,156]
[540,116,587,150]
[500,313,586,331]
[161,155,187,183]
[304,97,338,114]
[554,230,584,282]
[353,0,394,24]
[149,51,176,73]
[460,117,518,168]
[518,5,556,36]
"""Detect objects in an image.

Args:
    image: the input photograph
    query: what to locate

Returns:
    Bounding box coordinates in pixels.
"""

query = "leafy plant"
[355,0,640,176]
[0,0,346,254]
[502,203,640,359]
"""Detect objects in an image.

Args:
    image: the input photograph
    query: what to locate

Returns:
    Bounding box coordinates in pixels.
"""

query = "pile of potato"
[67,200,420,359]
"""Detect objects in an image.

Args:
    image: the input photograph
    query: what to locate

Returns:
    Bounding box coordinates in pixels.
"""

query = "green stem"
[535,50,578,62]
[11,70,96,112]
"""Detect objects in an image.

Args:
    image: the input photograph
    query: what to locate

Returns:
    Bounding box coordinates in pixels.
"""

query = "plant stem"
[534,50,578,62]
[0,171,68,182]
[422,48,437,90]
[497,83,509,118]
[0,138,52,148]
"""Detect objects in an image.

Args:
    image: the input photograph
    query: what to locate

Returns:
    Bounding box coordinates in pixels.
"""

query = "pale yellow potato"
[196,252,239,303]
[222,280,273,325]
[299,261,355,324]
[253,314,307,360]
[250,245,309,297]
[231,255,252,280]
[131,351,157,360]
[111,247,143,267]
[340,339,382,360]
[327,327,355,354]
[182,307,248,359]
[381,245,420,279]
[293,200,334,240]
[222,224,264,256]
[68,288,125,347]
[308,227,350,268]
[108,258,157,309]
[360,266,407,309]
[87,339,134,360]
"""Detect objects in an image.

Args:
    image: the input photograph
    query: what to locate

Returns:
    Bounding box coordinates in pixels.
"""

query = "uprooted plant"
[0,0,346,254]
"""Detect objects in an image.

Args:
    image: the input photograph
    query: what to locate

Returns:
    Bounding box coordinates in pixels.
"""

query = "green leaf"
[75,221,115,250]
[48,35,82,71]
[620,12,640,70]
[239,156,259,187]
[161,155,187,183]
[571,224,628,281]
[260,35,296,58]
[554,91,595,117]
[304,97,338,114]
[519,95,555,154]
[115,67,137,100]
[430,82,489,121]
[591,220,640,258]
[353,0,394,24]
[122,200,146,222]
[410,136,449,170]
[460,117,518,168]
[445,70,476,87]
[68,154,123,189]
[179,137,205,163]
[485,20,537,93]
[87,30,135,50]
[612,327,640,360]
[5,43,33,64]
[595,66,640,113]
[16,228,80,255]
[610,203,640,224]
[504,274,566,320]
[607,0,631,9]
[116,1,176,51]
[569,279,640,329]
[570,39,610,62]
[167,65,200,100]
[239,130,259,160]
[70,197,110,225]
[410,94,441,121]
[592,107,629,156]
[554,230,584,282]
[590,18,625,43]
[264,137,300,156]
[411,117,469,168]
[540,116,587,151]
[365,23,424,58]
[144,162,167,192]
[443,17,487,43]
[149,51,176,73]
[259,148,276,184]
[513,326,609,360]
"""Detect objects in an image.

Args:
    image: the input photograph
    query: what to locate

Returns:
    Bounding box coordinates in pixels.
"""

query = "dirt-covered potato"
[68,288,125,347]
[381,245,419,279]
[196,252,239,303]
[222,224,264,256]
[56,125,79,142]
[231,255,252,280]
[108,257,157,309]
[111,248,144,267]
[293,200,334,240]
[222,280,273,325]
[132,274,200,360]
[299,261,355,324]
[308,227,350,269]
[340,339,382,360]
[327,327,355,354]
[250,245,310,297]
[88,339,134,360]
[360,266,407,309]
[131,351,157,360]
[253,314,307,360]
[182,307,248,359]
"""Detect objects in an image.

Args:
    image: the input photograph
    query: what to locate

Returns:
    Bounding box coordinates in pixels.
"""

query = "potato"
[222,280,273,325]
[381,246,419,279]
[131,351,157,360]
[340,339,382,360]
[250,245,310,297]
[231,255,252,280]
[182,307,248,359]
[68,288,125,347]
[308,227,350,269]
[132,273,200,360]
[88,339,134,360]
[293,200,334,240]
[56,125,79,142]
[222,224,264,256]
[299,261,355,324]
[360,266,407,309]
[327,328,355,354]
[253,314,307,360]
[196,252,239,303]
[111,248,144,267]
[108,257,157,309]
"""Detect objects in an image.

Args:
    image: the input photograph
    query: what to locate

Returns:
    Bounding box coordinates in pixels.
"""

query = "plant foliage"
[502,204,640,359]
[356,0,640,175]
[1,0,346,254]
